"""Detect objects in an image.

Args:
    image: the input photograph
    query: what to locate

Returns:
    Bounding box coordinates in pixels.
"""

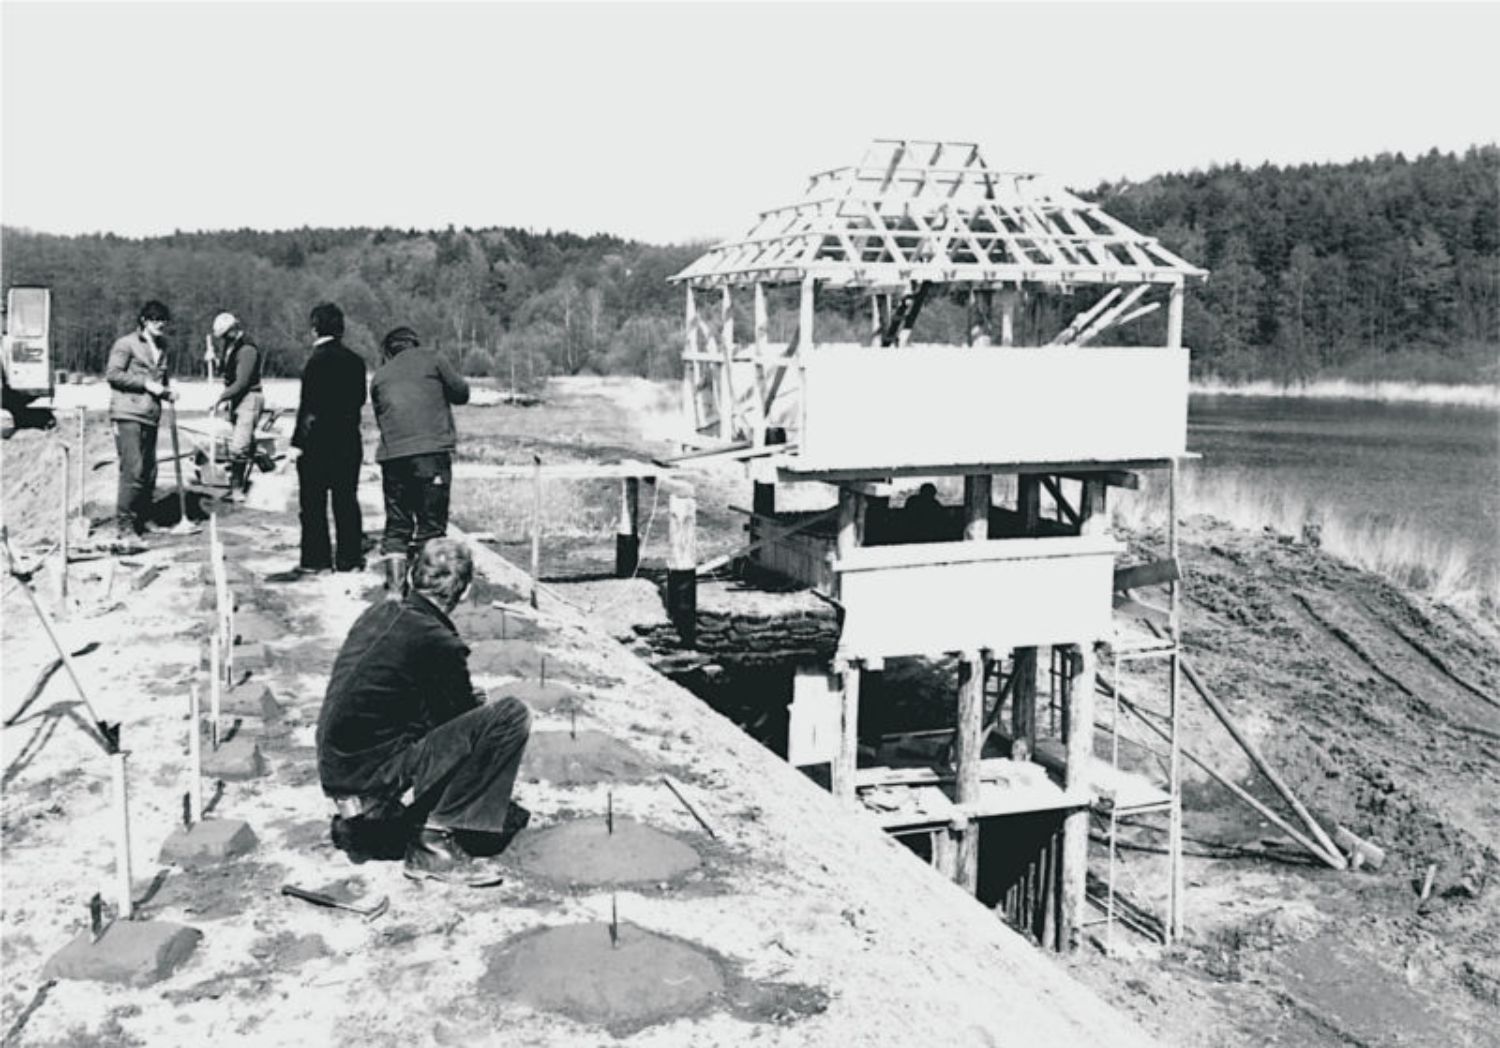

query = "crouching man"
[316,538,531,885]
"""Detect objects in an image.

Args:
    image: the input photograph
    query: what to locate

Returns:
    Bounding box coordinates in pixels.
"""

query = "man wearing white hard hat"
[210,311,265,502]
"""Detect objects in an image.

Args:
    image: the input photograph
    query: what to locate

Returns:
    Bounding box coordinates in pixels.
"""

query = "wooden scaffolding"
[670,139,1206,951]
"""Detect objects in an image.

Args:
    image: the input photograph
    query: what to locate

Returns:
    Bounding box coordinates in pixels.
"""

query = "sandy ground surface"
[1,383,1159,1046]
[3,376,1497,1047]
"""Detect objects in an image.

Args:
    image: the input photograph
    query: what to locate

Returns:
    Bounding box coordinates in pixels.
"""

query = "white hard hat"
[211,312,239,338]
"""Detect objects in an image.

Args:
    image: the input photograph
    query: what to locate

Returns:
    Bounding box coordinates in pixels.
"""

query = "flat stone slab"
[522,731,654,785]
[480,922,723,1036]
[43,920,202,986]
[231,611,286,644]
[159,818,258,867]
[201,736,265,780]
[451,603,542,642]
[468,639,544,678]
[497,680,582,713]
[221,681,282,720]
[511,817,701,886]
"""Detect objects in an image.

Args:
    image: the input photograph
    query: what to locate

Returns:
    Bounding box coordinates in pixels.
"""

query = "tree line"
[2,144,1495,387]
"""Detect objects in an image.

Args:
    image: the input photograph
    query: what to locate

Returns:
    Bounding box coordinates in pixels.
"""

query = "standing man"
[209,312,264,502]
[106,300,175,545]
[370,326,469,596]
[291,303,367,574]
[316,538,531,885]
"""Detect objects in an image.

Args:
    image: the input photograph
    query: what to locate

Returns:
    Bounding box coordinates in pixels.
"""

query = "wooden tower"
[670,139,1206,951]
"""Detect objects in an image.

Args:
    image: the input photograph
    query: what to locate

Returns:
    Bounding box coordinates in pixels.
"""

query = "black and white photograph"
[2,1,1497,1044]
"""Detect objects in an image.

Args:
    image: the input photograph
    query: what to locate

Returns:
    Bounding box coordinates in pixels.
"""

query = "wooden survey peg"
[89,893,104,944]
[606,791,613,835]
[610,894,619,949]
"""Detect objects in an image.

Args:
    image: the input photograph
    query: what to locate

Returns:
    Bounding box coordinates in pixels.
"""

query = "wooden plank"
[1113,593,1172,627]
[838,533,1120,573]
[453,460,668,480]
[1113,558,1182,592]
[954,652,985,892]
[1059,470,1140,490]
[1060,643,1097,950]
[832,666,861,802]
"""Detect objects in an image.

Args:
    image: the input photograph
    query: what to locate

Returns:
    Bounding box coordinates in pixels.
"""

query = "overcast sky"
[3,1,1496,245]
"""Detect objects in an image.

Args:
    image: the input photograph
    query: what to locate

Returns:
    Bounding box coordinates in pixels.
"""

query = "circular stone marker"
[482,922,723,1034]
[452,604,542,642]
[512,817,701,885]
[521,731,654,785]
[498,680,582,713]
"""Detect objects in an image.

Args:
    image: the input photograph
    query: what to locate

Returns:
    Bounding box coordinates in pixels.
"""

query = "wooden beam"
[1112,558,1181,592]
[667,490,697,645]
[683,286,700,436]
[1039,475,1081,529]
[752,284,770,445]
[1060,642,1097,950]
[615,477,640,578]
[1167,279,1185,349]
[1059,469,1140,490]
[833,664,862,803]
[719,287,735,441]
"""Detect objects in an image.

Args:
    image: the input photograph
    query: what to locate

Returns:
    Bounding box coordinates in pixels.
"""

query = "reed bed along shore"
[1110,469,1498,615]
[1191,377,1500,408]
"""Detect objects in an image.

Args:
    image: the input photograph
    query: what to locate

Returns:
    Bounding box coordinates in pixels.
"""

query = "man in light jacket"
[106,300,175,544]
[209,312,264,502]
[370,326,469,595]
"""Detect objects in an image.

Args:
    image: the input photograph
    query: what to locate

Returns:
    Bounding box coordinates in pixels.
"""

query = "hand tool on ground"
[280,885,389,921]
[165,396,200,534]
[1,526,118,753]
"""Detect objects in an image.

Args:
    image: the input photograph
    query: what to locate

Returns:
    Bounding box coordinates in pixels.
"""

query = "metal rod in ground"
[540,656,546,688]
[188,683,203,821]
[111,746,134,920]
[610,893,619,949]
[1,528,115,753]
[58,444,69,610]
[89,893,103,942]
[570,709,576,739]
[607,791,613,835]
[209,634,222,750]
[661,774,718,838]
[530,455,542,609]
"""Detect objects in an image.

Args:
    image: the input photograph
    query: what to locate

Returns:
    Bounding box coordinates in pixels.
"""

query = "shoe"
[383,554,408,602]
[334,559,366,573]
[452,802,531,858]
[403,826,505,886]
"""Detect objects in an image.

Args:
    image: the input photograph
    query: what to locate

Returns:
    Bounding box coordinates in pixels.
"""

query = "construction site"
[2,140,1498,1047]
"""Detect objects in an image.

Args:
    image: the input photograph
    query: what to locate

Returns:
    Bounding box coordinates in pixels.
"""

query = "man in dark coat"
[291,303,367,573]
[370,326,469,595]
[105,299,175,545]
[316,538,531,885]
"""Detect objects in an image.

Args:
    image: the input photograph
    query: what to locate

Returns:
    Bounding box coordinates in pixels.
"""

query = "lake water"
[1183,395,1499,602]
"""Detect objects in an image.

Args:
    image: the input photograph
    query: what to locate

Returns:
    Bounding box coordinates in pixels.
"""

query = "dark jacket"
[105,331,169,425]
[217,337,264,410]
[293,338,367,459]
[370,347,470,462]
[316,590,480,797]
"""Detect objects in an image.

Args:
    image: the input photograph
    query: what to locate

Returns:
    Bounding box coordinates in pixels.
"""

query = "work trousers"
[380,452,452,557]
[227,391,265,465]
[398,696,532,834]
[298,449,364,571]
[114,420,158,535]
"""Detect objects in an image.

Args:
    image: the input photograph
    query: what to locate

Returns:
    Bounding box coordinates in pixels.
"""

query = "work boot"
[403,826,504,887]
[226,461,249,503]
[384,554,407,601]
[453,802,531,858]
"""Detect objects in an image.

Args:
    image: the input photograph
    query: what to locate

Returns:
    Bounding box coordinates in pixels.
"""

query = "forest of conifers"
[2,145,1495,386]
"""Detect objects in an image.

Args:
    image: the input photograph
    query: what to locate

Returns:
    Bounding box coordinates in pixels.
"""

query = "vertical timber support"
[667,487,697,646]
[615,477,640,577]
[1167,279,1185,349]
[798,275,815,442]
[1060,640,1097,950]
[955,652,985,893]
[999,288,1019,347]
[719,287,735,441]
[831,485,865,803]
[683,287,700,437]
[1167,457,1185,942]
[752,284,770,445]
[1011,474,1041,759]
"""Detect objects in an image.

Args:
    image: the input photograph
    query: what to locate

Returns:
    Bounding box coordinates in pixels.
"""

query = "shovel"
[165,397,200,535]
[280,885,389,921]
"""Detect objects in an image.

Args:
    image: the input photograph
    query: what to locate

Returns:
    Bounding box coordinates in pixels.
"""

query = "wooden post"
[1167,280,1185,349]
[683,287,699,437]
[111,744,134,920]
[188,683,203,823]
[999,288,1019,346]
[1167,457,1184,941]
[752,283,770,445]
[834,485,862,601]
[530,457,542,607]
[209,632,222,749]
[76,409,86,523]
[58,443,69,613]
[719,286,735,441]
[955,652,985,892]
[615,477,640,577]
[1060,641,1097,950]
[932,824,959,880]
[832,663,861,802]
[667,488,697,645]
[798,275,815,440]
[1012,474,1041,758]
[1079,477,1108,536]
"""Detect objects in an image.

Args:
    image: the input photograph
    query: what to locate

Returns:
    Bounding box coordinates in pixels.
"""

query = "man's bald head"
[411,538,474,611]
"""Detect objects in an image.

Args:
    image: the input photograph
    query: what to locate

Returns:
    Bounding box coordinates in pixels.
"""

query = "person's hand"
[145,379,165,398]
[287,446,303,463]
[161,388,177,403]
